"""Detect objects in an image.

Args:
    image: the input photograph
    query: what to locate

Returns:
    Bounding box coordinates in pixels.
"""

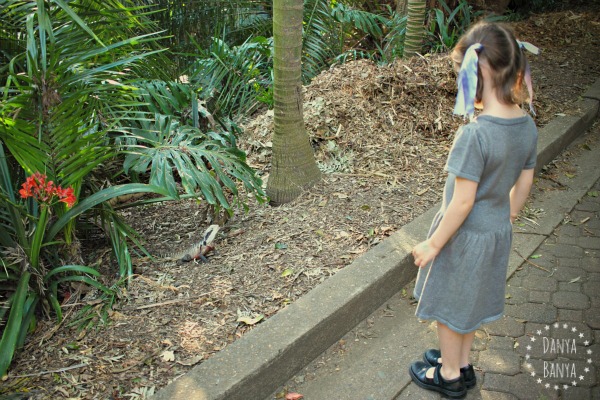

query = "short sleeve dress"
[413,114,538,334]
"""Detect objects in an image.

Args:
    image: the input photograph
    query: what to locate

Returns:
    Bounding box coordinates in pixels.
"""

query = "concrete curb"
[151,78,600,400]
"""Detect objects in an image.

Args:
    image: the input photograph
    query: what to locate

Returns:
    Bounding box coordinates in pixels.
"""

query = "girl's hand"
[412,239,441,268]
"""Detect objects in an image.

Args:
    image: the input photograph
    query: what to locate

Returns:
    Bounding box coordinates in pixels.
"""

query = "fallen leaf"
[286,393,304,400]
[275,242,288,250]
[565,172,575,178]
[281,268,294,277]
[237,314,264,325]
[161,350,175,362]
[587,191,599,197]
[530,254,542,259]
[568,276,581,283]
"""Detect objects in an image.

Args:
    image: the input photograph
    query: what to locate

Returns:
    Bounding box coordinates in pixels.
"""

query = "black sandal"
[423,349,477,389]
[409,361,467,399]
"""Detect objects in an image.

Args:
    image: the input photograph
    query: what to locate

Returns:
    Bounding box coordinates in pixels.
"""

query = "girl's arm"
[412,177,478,268]
[510,168,535,223]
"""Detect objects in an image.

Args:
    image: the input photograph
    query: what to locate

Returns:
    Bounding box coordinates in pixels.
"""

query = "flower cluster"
[19,172,76,208]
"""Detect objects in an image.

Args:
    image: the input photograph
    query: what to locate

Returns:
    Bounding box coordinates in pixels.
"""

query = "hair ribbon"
[453,43,482,119]
[517,40,539,115]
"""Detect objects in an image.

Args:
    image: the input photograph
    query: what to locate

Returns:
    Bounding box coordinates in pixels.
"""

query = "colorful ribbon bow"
[453,43,482,119]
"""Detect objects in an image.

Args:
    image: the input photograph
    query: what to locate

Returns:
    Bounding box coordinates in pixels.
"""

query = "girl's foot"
[423,349,477,389]
[409,362,467,399]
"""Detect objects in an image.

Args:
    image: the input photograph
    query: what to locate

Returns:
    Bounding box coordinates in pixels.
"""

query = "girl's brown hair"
[451,21,528,105]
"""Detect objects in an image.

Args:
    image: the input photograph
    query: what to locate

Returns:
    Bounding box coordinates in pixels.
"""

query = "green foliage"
[426,0,478,53]
[0,0,267,377]
[123,114,265,210]
[188,35,273,121]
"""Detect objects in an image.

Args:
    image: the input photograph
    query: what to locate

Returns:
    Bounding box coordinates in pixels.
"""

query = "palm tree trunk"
[267,0,321,205]
[396,0,409,16]
[403,0,427,58]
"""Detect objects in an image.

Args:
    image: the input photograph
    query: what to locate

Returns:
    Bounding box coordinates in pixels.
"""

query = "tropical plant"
[187,35,274,121]
[426,0,477,52]
[0,0,267,376]
[267,0,321,205]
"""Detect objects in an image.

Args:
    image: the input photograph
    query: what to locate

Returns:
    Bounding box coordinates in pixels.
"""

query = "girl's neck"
[478,90,525,119]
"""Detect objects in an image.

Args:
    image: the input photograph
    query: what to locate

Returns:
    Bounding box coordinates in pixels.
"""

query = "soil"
[3,5,600,399]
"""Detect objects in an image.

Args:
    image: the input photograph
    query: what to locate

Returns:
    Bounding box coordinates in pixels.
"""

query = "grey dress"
[413,114,537,334]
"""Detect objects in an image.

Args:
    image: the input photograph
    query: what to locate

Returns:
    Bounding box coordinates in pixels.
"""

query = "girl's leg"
[438,322,462,380]
[425,322,462,380]
[460,330,476,367]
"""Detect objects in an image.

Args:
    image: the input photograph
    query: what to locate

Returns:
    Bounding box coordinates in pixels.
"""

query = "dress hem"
[414,311,504,334]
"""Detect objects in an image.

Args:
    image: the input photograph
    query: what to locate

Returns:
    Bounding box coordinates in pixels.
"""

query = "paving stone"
[580,237,600,250]
[557,235,580,245]
[558,309,584,322]
[558,224,583,237]
[487,336,516,351]
[472,333,487,351]
[585,308,600,329]
[478,349,521,375]
[485,316,525,338]
[394,382,439,399]
[592,386,600,399]
[551,266,588,281]
[482,373,559,399]
[559,257,584,268]
[576,198,600,212]
[558,281,583,292]
[529,290,552,304]
[521,275,558,291]
[590,272,600,281]
[504,286,528,305]
[571,211,596,224]
[552,291,590,309]
[581,257,600,272]
[504,303,557,324]
[548,243,585,259]
[480,390,518,400]
[595,330,600,344]
[562,387,592,399]
[525,255,557,271]
[583,280,600,296]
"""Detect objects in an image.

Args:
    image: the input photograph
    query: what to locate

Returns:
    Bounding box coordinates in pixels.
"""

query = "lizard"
[157,224,220,263]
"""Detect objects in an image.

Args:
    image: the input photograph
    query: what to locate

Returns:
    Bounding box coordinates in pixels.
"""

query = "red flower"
[19,172,76,208]
[56,186,76,208]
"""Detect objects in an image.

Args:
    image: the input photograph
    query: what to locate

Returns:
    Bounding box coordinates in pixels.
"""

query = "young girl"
[408,21,538,399]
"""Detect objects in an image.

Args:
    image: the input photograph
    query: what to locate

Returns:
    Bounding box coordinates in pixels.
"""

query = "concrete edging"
[151,78,600,400]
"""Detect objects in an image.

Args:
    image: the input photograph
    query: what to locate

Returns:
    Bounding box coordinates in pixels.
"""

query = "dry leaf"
[237,314,264,325]
[285,393,304,400]
[161,350,175,362]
